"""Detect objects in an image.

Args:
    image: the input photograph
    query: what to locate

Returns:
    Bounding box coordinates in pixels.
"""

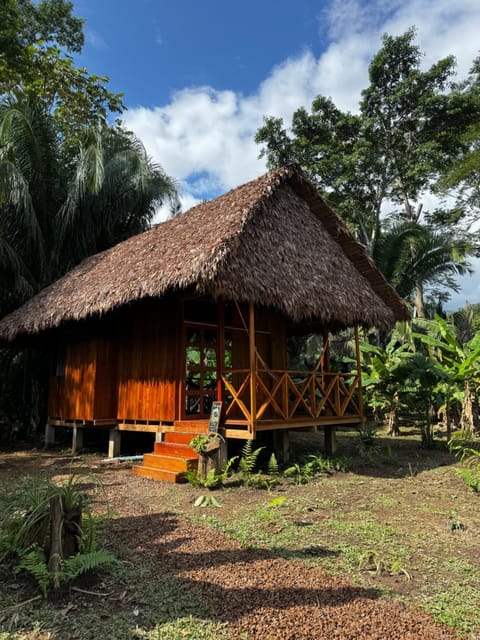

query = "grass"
[1,427,480,638]
[0,563,227,640]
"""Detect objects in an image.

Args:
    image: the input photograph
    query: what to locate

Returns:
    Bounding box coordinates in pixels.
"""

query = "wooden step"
[132,465,186,483]
[164,432,196,445]
[154,442,199,458]
[143,453,197,473]
[174,420,210,434]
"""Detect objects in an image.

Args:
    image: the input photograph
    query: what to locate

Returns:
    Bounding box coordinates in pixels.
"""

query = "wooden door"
[183,324,218,418]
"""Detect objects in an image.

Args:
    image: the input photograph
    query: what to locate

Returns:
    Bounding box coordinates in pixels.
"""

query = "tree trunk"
[197,439,227,481]
[461,383,480,433]
[47,496,64,592]
[415,281,425,318]
[386,393,400,436]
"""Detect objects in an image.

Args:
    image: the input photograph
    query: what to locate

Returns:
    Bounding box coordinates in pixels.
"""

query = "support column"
[108,428,121,458]
[248,302,257,432]
[324,425,337,456]
[72,426,84,455]
[273,429,290,463]
[217,299,225,403]
[44,423,55,449]
[155,430,163,444]
[354,325,364,422]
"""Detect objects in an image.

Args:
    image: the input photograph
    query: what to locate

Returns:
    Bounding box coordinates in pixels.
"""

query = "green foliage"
[189,433,218,454]
[0,0,123,139]
[193,494,222,508]
[355,427,379,458]
[357,550,411,580]
[448,429,480,462]
[284,452,348,485]
[455,468,480,493]
[237,440,264,485]
[0,474,116,596]
[256,29,479,312]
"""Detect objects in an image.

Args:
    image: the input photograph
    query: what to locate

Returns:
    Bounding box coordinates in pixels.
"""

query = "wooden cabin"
[0,166,409,481]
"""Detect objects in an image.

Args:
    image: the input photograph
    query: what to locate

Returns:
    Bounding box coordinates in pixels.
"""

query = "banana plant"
[412,315,480,437]
[360,325,417,435]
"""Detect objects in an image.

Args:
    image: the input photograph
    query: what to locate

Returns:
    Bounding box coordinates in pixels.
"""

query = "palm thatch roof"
[0,165,409,342]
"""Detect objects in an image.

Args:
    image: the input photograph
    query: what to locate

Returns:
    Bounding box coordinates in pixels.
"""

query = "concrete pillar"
[108,428,121,459]
[324,426,337,456]
[44,423,55,449]
[155,430,163,444]
[72,426,84,454]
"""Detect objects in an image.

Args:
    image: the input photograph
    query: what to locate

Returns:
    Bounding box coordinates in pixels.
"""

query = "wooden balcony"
[221,368,363,437]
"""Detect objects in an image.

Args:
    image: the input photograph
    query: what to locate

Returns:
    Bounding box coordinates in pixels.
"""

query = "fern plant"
[238,440,264,485]
[0,474,116,596]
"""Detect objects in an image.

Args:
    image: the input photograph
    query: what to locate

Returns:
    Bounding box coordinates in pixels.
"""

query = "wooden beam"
[108,428,121,458]
[44,423,55,448]
[354,325,364,422]
[249,302,257,432]
[217,299,225,403]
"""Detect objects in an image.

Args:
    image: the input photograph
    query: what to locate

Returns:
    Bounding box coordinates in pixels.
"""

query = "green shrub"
[0,475,116,596]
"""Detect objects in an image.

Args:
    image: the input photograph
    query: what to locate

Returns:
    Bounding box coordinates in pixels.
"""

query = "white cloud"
[126,0,479,198]
[85,28,107,51]
[124,0,480,303]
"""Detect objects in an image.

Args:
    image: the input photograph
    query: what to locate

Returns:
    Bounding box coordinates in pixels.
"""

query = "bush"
[0,475,116,596]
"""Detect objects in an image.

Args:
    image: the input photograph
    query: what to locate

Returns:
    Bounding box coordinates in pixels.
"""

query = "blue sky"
[72,0,480,308]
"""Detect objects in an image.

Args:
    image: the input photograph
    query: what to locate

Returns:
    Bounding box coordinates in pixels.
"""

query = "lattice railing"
[222,369,361,427]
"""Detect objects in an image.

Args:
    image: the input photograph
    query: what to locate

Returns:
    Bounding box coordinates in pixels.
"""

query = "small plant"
[447,511,466,532]
[285,459,319,484]
[267,496,286,508]
[184,455,239,489]
[358,550,411,580]
[193,494,222,508]
[189,433,220,454]
[258,453,280,491]
[0,474,116,596]
[355,427,379,458]
[357,549,386,575]
[390,560,412,581]
[455,467,480,493]
[238,440,264,486]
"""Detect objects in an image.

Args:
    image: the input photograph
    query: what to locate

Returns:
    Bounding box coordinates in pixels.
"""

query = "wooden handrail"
[221,369,361,425]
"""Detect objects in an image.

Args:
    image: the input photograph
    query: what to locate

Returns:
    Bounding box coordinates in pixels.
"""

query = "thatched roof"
[0,165,409,342]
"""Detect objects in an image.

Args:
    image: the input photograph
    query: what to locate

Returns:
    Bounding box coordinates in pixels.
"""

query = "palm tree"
[374,222,473,317]
[58,126,177,270]
[0,92,63,313]
[0,92,178,314]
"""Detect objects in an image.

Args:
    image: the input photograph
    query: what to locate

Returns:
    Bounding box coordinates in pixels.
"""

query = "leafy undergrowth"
[0,428,479,638]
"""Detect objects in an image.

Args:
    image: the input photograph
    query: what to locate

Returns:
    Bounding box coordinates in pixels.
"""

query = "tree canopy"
[256,29,480,316]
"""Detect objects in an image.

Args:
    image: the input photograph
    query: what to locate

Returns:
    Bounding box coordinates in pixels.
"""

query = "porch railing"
[222,368,361,429]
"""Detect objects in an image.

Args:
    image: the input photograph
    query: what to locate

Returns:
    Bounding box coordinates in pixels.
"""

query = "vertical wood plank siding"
[117,303,178,422]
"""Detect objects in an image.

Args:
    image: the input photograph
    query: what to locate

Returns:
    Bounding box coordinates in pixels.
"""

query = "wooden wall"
[47,298,287,425]
[116,302,179,422]
[48,341,95,420]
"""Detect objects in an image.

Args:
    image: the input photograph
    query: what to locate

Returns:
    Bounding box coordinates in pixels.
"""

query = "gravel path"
[107,474,458,640]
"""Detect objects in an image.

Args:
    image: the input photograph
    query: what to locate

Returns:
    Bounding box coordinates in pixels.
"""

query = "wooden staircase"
[132,420,210,483]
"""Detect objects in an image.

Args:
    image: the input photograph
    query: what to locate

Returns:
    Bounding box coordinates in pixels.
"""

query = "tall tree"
[0,93,177,316]
[256,29,479,315]
[0,0,124,142]
[436,57,480,226]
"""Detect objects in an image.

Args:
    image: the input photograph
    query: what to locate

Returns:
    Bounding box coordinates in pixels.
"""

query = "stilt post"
[44,423,55,449]
[324,426,337,456]
[108,428,121,458]
[72,426,84,454]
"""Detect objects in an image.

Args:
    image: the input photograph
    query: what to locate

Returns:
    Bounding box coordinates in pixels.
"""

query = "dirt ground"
[1,437,477,640]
